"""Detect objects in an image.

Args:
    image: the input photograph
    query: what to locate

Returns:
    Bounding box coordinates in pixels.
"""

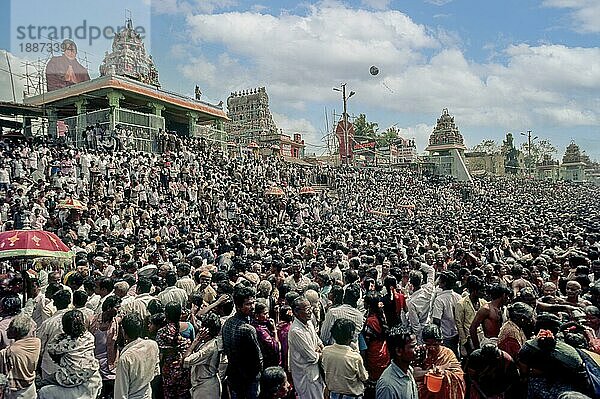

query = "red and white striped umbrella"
[265,186,285,196]
[299,186,317,195]
[57,198,87,211]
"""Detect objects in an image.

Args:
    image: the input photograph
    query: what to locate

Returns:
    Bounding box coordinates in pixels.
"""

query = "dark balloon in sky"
[369,65,379,76]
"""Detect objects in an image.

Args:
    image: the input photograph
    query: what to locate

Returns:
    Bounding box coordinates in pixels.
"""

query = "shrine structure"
[99,18,160,87]
[561,141,589,181]
[24,18,227,151]
[424,109,472,182]
[226,87,278,141]
[226,87,305,158]
[536,155,560,180]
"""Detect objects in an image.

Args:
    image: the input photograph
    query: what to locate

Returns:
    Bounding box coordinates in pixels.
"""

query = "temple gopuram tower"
[225,87,278,144]
[424,108,472,182]
[224,87,306,158]
[560,141,588,181]
[99,18,160,87]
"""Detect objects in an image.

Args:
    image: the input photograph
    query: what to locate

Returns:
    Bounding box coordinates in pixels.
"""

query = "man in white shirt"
[322,318,368,397]
[84,277,101,313]
[37,289,71,384]
[175,263,195,296]
[30,208,47,230]
[284,260,311,291]
[157,271,188,309]
[320,285,364,349]
[120,277,153,323]
[0,165,10,192]
[329,260,343,284]
[432,271,462,357]
[77,219,91,241]
[407,271,433,345]
[114,313,159,399]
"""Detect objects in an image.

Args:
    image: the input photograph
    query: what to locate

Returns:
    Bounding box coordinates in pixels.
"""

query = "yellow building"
[464,151,505,176]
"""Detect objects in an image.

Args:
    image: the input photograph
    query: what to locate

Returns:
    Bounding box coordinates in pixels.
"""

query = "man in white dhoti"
[288,296,325,399]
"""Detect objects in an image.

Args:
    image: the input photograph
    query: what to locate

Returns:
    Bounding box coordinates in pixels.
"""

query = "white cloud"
[184,3,439,104]
[178,52,253,98]
[271,112,322,152]
[397,123,433,153]
[179,57,219,82]
[361,0,391,10]
[175,2,599,153]
[357,44,599,128]
[543,0,600,33]
[502,44,600,91]
[185,5,439,60]
[153,0,237,15]
[534,104,598,126]
[170,43,190,58]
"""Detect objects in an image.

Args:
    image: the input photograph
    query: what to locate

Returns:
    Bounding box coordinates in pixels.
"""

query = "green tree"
[352,113,379,141]
[520,139,557,168]
[377,126,399,146]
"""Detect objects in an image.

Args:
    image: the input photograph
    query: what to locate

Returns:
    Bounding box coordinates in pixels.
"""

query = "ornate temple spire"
[226,87,278,137]
[562,141,588,164]
[428,108,465,147]
[424,108,471,181]
[99,18,160,87]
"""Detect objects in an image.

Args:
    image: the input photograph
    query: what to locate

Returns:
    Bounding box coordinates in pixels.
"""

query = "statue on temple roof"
[502,132,520,174]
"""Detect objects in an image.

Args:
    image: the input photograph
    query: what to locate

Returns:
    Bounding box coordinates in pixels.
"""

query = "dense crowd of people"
[0,135,599,399]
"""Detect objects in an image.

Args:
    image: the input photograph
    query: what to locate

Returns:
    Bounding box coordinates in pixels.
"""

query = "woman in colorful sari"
[156,301,193,399]
[276,305,293,374]
[498,302,535,361]
[414,324,466,399]
[252,301,281,368]
[38,309,102,399]
[362,292,390,381]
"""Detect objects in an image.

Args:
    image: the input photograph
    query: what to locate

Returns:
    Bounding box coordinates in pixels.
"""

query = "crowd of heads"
[0,134,599,398]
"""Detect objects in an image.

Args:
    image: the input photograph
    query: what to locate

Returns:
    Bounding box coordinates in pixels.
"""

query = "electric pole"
[521,130,538,178]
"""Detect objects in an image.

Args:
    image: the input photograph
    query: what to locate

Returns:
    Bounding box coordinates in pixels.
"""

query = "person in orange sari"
[414,324,466,399]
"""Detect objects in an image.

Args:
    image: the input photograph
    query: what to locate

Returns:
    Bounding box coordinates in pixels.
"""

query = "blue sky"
[1,0,599,158]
